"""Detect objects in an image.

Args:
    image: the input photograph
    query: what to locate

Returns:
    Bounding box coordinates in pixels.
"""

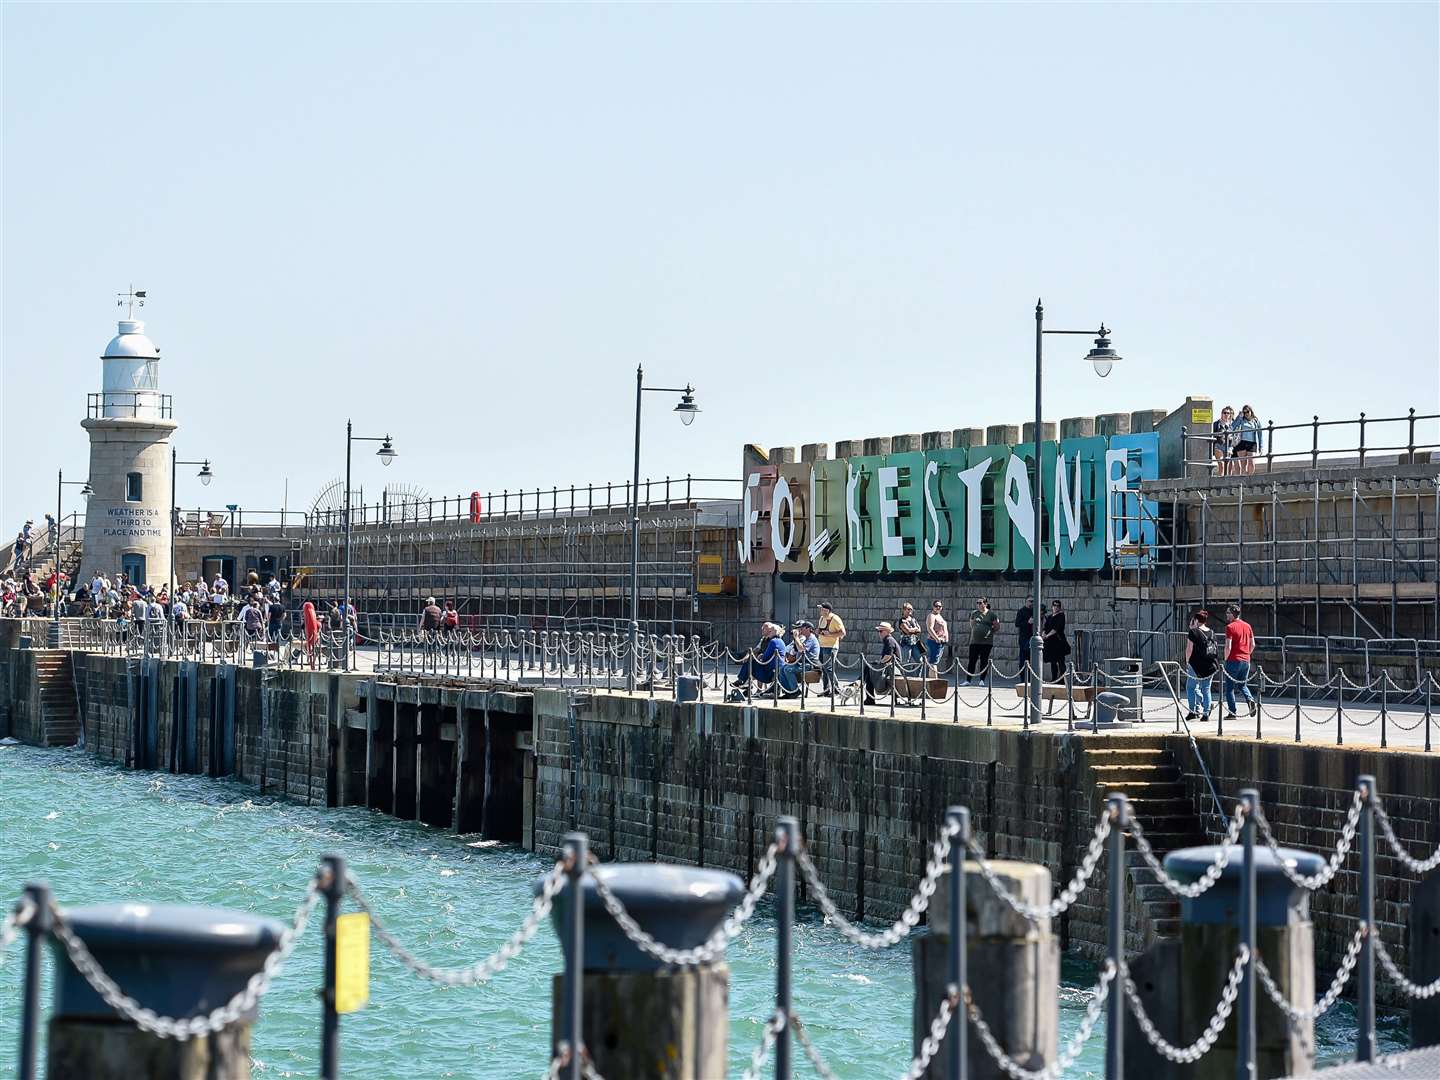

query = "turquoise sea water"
[0,744,1406,1078]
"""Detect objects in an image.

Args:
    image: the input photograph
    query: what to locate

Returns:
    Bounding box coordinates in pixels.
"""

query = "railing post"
[562,832,588,1080]
[1294,668,1302,743]
[1358,774,1376,1063]
[1426,676,1433,753]
[18,882,52,1080]
[1105,793,1127,1080]
[320,852,347,1080]
[1380,675,1388,749]
[1239,788,1259,1080]
[775,816,799,1080]
[1311,415,1320,469]
[1407,407,1417,463]
[947,807,969,1080]
[1337,677,1344,746]
[1358,411,1367,466]
[1265,421,1274,471]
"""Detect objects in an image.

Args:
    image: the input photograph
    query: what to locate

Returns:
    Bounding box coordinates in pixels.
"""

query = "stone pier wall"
[531,689,1146,959]
[69,650,350,805]
[532,690,1440,1003]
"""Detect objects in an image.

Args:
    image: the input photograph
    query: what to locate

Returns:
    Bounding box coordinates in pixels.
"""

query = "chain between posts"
[1124,946,1249,1064]
[966,811,1111,921]
[966,961,1116,1080]
[0,896,34,965]
[45,876,322,1040]
[789,1011,838,1079]
[1256,926,1365,1020]
[902,989,958,1080]
[543,1041,605,1080]
[346,862,565,985]
[796,820,957,949]
[1129,804,1247,898]
[1252,790,1364,890]
[1374,928,1440,999]
[1373,798,1440,874]
[587,844,779,967]
[739,1010,788,1080]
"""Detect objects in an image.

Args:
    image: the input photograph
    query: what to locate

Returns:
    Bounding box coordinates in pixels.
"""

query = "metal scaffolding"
[1114,469,1440,644]
[294,503,744,643]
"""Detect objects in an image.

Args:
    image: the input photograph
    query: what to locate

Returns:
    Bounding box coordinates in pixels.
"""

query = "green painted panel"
[844,455,886,573]
[1009,441,1058,573]
[963,445,1010,573]
[922,447,969,571]
[1056,436,1107,570]
[882,451,926,573]
[808,459,849,574]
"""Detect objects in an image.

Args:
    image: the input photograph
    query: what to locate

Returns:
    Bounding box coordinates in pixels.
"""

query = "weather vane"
[116,284,147,318]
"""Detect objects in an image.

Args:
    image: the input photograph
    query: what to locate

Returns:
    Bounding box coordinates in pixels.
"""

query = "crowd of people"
[728,597,1072,706]
[1211,404,1265,476]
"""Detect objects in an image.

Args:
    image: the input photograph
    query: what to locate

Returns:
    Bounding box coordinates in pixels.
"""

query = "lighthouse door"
[121,554,147,589]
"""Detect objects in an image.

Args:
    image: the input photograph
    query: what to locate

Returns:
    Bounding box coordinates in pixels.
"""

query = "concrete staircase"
[34,650,81,746]
[1086,745,1207,944]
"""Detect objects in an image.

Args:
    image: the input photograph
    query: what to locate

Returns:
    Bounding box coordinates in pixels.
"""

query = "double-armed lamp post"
[628,365,700,692]
[47,469,94,647]
[1028,300,1122,726]
[342,421,397,671]
[170,450,213,632]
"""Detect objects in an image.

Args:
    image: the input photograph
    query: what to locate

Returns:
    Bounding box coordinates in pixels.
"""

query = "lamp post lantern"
[1030,301,1122,728]
[170,450,214,635]
[342,423,396,672]
[48,469,94,647]
[628,366,700,692]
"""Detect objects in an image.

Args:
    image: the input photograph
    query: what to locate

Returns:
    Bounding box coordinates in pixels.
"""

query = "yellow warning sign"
[335,912,370,1014]
[1191,407,1213,425]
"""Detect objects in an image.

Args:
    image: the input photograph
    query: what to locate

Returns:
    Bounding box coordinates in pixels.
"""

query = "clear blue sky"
[4,2,1436,527]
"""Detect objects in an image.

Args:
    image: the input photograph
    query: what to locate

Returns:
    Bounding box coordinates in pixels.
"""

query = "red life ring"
[469,491,483,523]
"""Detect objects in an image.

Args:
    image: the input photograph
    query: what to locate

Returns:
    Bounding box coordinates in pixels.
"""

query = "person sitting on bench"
[777,621,821,698]
[862,622,902,705]
[730,622,787,700]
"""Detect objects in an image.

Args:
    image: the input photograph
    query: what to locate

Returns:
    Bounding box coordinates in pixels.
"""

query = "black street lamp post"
[170,450,213,635]
[342,422,396,671]
[48,469,94,647]
[628,366,699,692]
[1030,301,1121,727]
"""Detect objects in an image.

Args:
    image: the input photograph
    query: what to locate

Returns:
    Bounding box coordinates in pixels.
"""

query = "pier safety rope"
[6,776,1440,1079]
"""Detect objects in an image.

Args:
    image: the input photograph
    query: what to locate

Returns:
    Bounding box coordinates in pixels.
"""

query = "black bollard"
[45,902,285,1080]
[543,856,743,1079]
[1135,828,1326,1079]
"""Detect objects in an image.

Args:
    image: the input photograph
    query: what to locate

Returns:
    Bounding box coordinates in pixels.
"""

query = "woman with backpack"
[1184,609,1219,721]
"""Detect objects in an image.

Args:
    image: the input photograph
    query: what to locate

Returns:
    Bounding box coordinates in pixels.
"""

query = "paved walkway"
[353,647,1437,753]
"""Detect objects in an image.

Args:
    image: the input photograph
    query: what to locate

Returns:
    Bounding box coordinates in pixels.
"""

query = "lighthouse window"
[126,473,143,502]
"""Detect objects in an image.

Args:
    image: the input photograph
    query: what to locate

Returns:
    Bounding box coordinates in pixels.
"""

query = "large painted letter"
[1009,441,1058,573]
[884,451,925,573]
[964,445,1011,572]
[924,448,970,571]
[1056,436,1106,570]
[845,456,886,573]
[809,459,848,573]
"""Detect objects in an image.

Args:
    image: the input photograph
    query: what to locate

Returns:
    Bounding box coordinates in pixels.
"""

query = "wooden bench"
[893,676,949,702]
[1013,684,1097,703]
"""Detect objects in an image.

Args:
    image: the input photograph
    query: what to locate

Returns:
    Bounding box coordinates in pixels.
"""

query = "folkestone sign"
[740,432,1159,575]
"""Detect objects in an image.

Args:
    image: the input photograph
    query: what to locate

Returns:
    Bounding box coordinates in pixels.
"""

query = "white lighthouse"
[79,289,178,589]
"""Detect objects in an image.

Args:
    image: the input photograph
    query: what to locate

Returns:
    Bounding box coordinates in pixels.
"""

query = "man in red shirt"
[1221,604,1257,720]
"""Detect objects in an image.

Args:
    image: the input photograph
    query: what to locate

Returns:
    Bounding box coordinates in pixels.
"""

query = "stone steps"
[34,650,80,748]
[1083,745,1208,950]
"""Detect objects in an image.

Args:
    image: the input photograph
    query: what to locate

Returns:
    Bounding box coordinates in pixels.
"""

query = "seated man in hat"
[777,620,821,698]
[861,621,903,705]
[730,622,788,700]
